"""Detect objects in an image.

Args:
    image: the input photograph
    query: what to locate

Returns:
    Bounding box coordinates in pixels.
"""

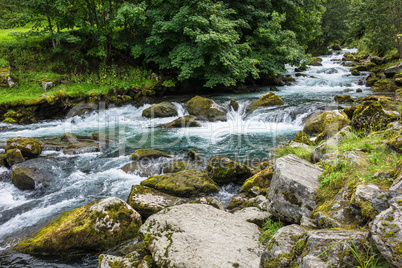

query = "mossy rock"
[351,68,360,76]
[163,161,190,173]
[192,197,224,210]
[60,132,78,143]
[11,167,46,191]
[293,131,313,145]
[373,78,399,92]
[307,57,323,66]
[366,72,379,87]
[314,124,342,145]
[130,149,171,161]
[230,98,239,111]
[387,136,402,153]
[351,100,395,131]
[188,150,203,161]
[142,102,178,118]
[303,111,350,135]
[13,197,142,254]
[334,95,354,104]
[140,169,219,197]
[5,149,25,166]
[295,65,308,72]
[206,155,252,184]
[186,95,227,121]
[5,137,43,159]
[0,153,7,167]
[240,168,273,197]
[246,92,284,113]
[162,116,201,128]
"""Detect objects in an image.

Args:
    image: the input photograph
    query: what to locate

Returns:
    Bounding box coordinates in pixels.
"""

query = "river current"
[0,48,370,267]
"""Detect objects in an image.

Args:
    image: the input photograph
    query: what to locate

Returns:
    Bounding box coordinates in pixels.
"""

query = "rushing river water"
[0,48,371,267]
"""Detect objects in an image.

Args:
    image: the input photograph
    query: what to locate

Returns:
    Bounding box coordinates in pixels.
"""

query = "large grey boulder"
[140,204,262,268]
[267,154,322,223]
[233,207,269,227]
[312,126,352,163]
[371,201,402,267]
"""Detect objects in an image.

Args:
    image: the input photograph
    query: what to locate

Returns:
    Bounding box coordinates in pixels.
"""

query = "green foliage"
[259,218,283,245]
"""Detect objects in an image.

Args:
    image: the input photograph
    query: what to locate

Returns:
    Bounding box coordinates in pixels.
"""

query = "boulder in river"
[186,95,227,121]
[303,110,350,135]
[60,132,78,143]
[163,160,193,173]
[162,116,201,128]
[5,137,43,159]
[12,167,48,190]
[142,101,178,118]
[14,197,142,254]
[230,98,239,111]
[62,140,100,155]
[140,204,263,267]
[246,92,284,113]
[334,94,354,104]
[187,150,203,161]
[121,161,161,177]
[206,155,252,184]
[5,149,25,166]
[140,169,219,197]
[350,100,396,131]
[0,153,6,167]
[130,149,171,161]
[267,154,322,223]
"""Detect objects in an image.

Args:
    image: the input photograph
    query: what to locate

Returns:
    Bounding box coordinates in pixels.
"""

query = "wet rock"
[370,56,384,65]
[351,68,360,76]
[187,150,203,161]
[142,102,178,118]
[121,162,161,177]
[60,132,78,143]
[14,197,142,254]
[373,78,399,92]
[240,167,273,197]
[5,137,43,159]
[356,88,363,93]
[11,167,48,190]
[384,62,402,78]
[334,95,354,104]
[331,44,342,50]
[127,185,183,220]
[163,160,200,173]
[292,131,313,145]
[303,110,350,135]
[5,149,25,166]
[186,95,227,121]
[295,65,308,72]
[230,98,239,111]
[140,169,219,197]
[308,57,323,66]
[193,197,224,210]
[162,116,201,128]
[270,86,279,91]
[206,155,251,184]
[371,201,402,267]
[233,207,269,227]
[246,92,284,113]
[0,153,7,167]
[140,204,263,267]
[267,154,322,223]
[350,184,380,222]
[62,140,100,155]
[227,193,267,212]
[130,149,171,161]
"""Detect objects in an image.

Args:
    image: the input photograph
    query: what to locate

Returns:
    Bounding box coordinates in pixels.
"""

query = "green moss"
[283,189,302,206]
[142,102,178,118]
[206,155,251,184]
[293,237,308,256]
[246,92,284,113]
[130,149,171,160]
[240,168,273,196]
[303,111,350,135]
[293,131,314,145]
[386,216,394,221]
[381,222,389,226]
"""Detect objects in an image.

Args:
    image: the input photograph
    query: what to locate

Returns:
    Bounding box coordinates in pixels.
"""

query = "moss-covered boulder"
[130,149,171,161]
[240,168,273,197]
[308,57,323,66]
[246,92,284,113]
[206,155,252,184]
[230,98,239,111]
[60,132,78,143]
[0,66,15,88]
[12,167,48,190]
[350,100,396,131]
[293,131,313,145]
[303,111,350,135]
[387,135,402,153]
[186,95,227,121]
[127,185,183,220]
[99,242,155,268]
[5,137,43,159]
[163,161,191,173]
[351,68,360,76]
[227,193,267,212]
[0,153,7,167]
[162,116,201,128]
[140,169,219,197]
[142,102,178,118]
[13,197,142,254]
[5,149,25,166]
[187,150,203,161]
[366,72,379,87]
[373,78,399,92]
[334,95,354,104]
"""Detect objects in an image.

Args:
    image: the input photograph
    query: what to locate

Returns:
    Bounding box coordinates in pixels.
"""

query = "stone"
[293,131,313,145]
[60,132,78,143]
[356,88,363,93]
[288,141,308,148]
[127,185,183,220]
[12,167,48,191]
[186,95,227,121]
[163,161,195,173]
[5,137,43,159]
[350,184,380,222]
[62,141,100,155]
[230,98,239,111]
[373,78,399,92]
[351,68,360,76]
[303,110,350,135]
[187,150,203,161]
[246,92,284,113]
[315,212,342,228]
[300,216,317,228]
[387,135,402,153]
[140,204,263,267]
[99,242,155,268]
[227,194,267,212]
[193,197,224,210]
[331,44,342,50]
[240,167,273,197]
[130,149,171,161]
[342,151,367,166]
[0,153,7,167]
[121,162,161,177]
[384,62,402,78]
[334,95,354,104]
[162,116,201,128]
[233,207,269,227]
[14,197,142,254]
[372,190,402,213]
[308,57,323,66]
[0,66,15,88]
[5,149,25,166]
[140,170,219,197]
[371,201,402,267]
[142,102,178,118]
[270,86,279,91]
[267,154,322,223]
[206,155,251,184]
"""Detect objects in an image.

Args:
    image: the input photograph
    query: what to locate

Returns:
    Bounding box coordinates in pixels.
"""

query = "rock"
[12,167,48,190]
[5,149,25,166]
[252,160,274,174]
[372,190,402,213]
[230,98,239,111]
[270,86,279,91]
[350,100,395,131]
[370,56,384,65]
[342,151,367,166]
[206,155,251,184]
[371,201,402,267]
[0,153,7,167]
[331,44,342,50]
[288,141,308,148]
[308,57,323,66]
[350,184,380,222]
[227,194,267,212]
[295,65,308,72]
[384,62,402,78]
[260,224,308,268]
[121,162,161,177]
[373,78,399,92]
[356,88,363,93]
[187,150,203,161]
[5,137,43,159]
[315,212,342,228]
[142,102,178,118]
[300,216,317,228]
[292,131,313,145]
[130,149,171,161]
[240,168,273,197]
[387,135,402,153]
[99,242,155,268]
[303,110,350,135]
[14,197,142,254]
[62,141,100,155]
[193,197,224,210]
[127,185,183,220]
[334,95,354,104]
[186,95,227,121]
[60,132,78,143]
[140,170,219,197]
[351,68,360,76]
[246,92,284,113]
[163,161,191,173]
[162,116,201,128]
[140,204,263,267]
[42,81,54,91]
[233,207,269,227]
[92,132,107,142]
[0,66,15,88]
[267,154,322,223]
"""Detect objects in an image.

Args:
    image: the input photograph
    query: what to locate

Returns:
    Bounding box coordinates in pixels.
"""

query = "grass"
[274,144,315,161]
[0,24,47,44]
[259,217,283,245]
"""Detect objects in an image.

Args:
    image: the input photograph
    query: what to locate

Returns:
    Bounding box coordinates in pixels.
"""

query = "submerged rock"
[142,102,178,118]
[230,98,239,111]
[140,204,263,267]
[5,137,43,159]
[206,155,251,184]
[303,110,350,135]
[14,197,142,254]
[130,149,171,161]
[246,92,284,113]
[140,169,219,197]
[121,162,161,177]
[186,95,227,121]
[162,116,201,128]
[267,154,322,223]
[62,140,100,155]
